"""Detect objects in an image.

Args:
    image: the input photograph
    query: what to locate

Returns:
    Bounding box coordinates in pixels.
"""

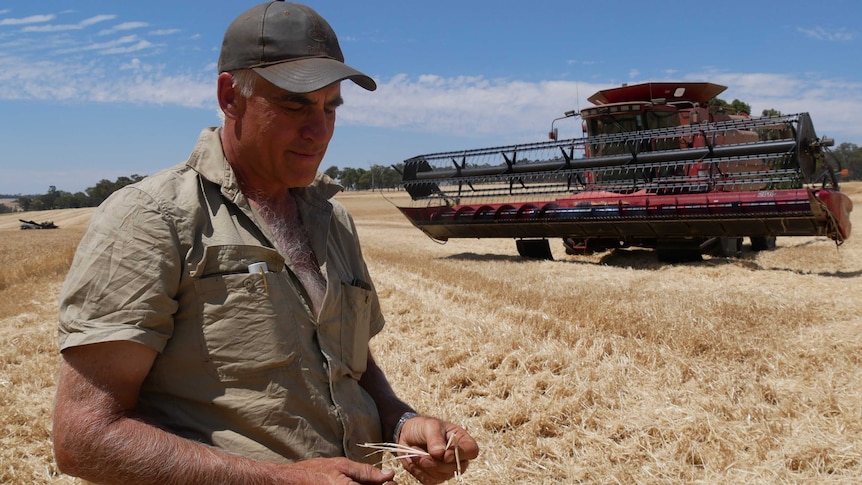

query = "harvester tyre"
[714,237,742,258]
[750,236,777,251]
[656,248,703,263]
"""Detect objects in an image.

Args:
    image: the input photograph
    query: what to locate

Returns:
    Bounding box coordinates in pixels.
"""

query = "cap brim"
[253,57,376,94]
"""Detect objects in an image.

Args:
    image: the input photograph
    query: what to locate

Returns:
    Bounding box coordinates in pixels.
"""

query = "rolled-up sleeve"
[58,187,181,353]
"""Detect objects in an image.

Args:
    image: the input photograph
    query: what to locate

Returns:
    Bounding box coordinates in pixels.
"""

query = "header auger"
[395,82,852,262]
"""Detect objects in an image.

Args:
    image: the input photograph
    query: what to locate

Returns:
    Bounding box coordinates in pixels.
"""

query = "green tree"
[831,142,862,180]
[340,167,361,191]
[16,196,33,212]
[40,185,60,209]
[730,99,751,115]
[87,179,116,206]
[324,165,340,180]
[382,163,403,189]
[357,169,373,190]
[54,191,91,209]
[709,98,751,115]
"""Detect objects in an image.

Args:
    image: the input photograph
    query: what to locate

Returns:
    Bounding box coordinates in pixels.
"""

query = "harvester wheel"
[516,239,554,260]
[563,237,581,255]
[656,239,704,263]
[656,248,702,263]
[750,235,777,251]
[714,237,742,258]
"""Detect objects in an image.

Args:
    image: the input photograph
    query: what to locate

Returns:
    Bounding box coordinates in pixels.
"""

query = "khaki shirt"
[58,127,385,463]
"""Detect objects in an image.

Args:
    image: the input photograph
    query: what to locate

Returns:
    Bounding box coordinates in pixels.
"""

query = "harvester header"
[395,82,853,261]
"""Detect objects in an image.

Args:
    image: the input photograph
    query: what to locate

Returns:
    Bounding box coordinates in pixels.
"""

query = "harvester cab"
[395,82,853,262]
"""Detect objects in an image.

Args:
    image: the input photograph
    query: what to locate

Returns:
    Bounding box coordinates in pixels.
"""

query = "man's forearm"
[53,345,307,484]
[358,353,416,441]
[56,412,298,485]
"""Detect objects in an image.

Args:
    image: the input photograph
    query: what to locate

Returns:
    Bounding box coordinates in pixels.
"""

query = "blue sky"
[1,0,860,195]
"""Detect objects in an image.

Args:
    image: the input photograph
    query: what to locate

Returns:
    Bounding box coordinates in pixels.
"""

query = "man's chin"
[285,171,319,189]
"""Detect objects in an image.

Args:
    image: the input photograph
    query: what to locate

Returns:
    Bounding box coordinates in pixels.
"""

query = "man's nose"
[300,109,333,141]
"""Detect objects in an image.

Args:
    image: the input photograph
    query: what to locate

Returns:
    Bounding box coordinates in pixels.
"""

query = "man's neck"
[249,191,326,316]
[247,190,297,221]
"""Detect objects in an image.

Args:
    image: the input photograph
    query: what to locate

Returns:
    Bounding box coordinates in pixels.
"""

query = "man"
[52,2,478,484]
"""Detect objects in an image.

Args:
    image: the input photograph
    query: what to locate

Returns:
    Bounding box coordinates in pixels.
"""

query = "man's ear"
[217,72,242,119]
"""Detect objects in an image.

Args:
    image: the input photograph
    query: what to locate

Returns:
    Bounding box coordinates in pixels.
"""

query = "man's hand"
[396,416,479,485]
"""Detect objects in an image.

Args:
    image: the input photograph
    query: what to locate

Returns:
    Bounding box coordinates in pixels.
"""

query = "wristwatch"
[393,411,420,442]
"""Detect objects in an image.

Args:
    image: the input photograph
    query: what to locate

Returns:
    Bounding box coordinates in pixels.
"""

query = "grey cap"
[218,1,376,93]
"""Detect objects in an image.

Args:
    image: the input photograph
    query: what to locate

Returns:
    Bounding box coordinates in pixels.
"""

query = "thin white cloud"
[340,74,605,140]
[798,26,854,41]
[0,14,54,26]
[52,34,151,56]
[99,21,148,36]
[120,58,146,71]
[150,28,180,36]
[80,15,117,27]
[22,14,116,32]
[101,40,154,55]
[0,49,212,108]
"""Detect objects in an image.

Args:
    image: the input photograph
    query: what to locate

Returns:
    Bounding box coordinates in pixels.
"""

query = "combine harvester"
[395,82,853,261]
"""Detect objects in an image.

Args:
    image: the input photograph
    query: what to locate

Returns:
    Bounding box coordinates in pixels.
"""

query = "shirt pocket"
[339,280,373,379]
[193,245,298,381]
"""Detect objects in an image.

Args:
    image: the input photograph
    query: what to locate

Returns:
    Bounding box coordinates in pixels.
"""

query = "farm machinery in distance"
[20,219,58,230]
[394,82,853,261]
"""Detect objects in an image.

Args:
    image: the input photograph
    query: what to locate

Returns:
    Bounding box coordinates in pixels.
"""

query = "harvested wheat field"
[1,184,860,484]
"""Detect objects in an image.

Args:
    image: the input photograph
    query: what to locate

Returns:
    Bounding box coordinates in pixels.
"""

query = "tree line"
[324,164,404,191]
[0,165,407,213]
[9,175,146,212]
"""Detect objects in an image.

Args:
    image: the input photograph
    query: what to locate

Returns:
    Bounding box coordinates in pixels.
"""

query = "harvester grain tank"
[395,82,853,261]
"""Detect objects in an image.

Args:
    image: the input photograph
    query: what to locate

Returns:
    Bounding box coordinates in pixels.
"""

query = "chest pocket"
[192,245,300,381]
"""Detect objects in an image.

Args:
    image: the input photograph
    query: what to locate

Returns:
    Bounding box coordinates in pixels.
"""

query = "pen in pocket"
[248,262,270,295]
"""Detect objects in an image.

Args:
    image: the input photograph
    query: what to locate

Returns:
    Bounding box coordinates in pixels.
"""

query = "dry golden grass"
[0,219,87,484]
[1,183,860,484]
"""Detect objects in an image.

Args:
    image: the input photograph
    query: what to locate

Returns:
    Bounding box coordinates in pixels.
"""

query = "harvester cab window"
[645,110,680,130]
[587,113,643,157]
[645,110,682,151]
[588,114,640,136]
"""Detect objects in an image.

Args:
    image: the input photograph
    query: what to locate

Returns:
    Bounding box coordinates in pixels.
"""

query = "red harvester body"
[395,82,853,261]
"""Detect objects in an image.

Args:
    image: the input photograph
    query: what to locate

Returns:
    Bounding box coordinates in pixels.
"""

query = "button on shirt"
[58,127,386,464]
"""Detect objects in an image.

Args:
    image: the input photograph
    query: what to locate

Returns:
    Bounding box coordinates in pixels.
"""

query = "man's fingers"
[346,461,396,484]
